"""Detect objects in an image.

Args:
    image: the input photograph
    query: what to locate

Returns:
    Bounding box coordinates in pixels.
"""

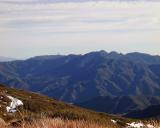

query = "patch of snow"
[126,122,144,128]
[147,124,155,128]
[6,96,23,113]
[111,119,117,124]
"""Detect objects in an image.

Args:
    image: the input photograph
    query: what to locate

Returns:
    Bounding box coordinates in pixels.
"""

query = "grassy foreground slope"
[0,84,127,127]
[0,84,160,128]
[0,118,115,128]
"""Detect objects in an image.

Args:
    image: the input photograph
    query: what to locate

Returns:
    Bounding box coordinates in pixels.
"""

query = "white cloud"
[0,0,160,57]
[0,1,160,31]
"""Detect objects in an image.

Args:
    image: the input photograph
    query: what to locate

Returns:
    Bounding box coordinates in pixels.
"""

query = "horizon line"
[3,50,160,60]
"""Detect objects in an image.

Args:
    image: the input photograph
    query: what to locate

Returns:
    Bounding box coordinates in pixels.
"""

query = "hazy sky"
[0,0,160,58]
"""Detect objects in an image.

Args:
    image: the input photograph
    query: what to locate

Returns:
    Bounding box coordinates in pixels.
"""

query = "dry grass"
[1,117,160,128]
[143,120,160,128]
[10,118,117,128]
[14,118,160,128]
[0,118,7,128]
[0,85,160,128]
[0,115,118,128]
[0,84,124,126]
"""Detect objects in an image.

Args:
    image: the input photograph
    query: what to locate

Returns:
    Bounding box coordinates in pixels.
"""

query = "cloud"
[0,0,160,57]
[0,1,159,32]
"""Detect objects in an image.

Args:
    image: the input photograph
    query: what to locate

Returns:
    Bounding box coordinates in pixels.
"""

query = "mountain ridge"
[0,51,160,104]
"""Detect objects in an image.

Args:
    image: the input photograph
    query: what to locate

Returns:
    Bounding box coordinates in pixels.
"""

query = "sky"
[0,0,160,59]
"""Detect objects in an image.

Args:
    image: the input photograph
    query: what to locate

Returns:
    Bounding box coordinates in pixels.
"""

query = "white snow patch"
[126,122,144,128]
[126,122,156,128]
[111,119,117,124]
[6,96,23,113]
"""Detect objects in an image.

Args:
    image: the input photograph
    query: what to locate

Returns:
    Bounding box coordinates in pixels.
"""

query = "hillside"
[0,84,159,128]
[0,51,160,104]
[0,85,159,128]
[76,95,160,115]
[0,83,128,127]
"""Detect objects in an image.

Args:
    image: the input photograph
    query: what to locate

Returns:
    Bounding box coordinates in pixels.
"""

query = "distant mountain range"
[0,51,160,118]
[0,56,16,62]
